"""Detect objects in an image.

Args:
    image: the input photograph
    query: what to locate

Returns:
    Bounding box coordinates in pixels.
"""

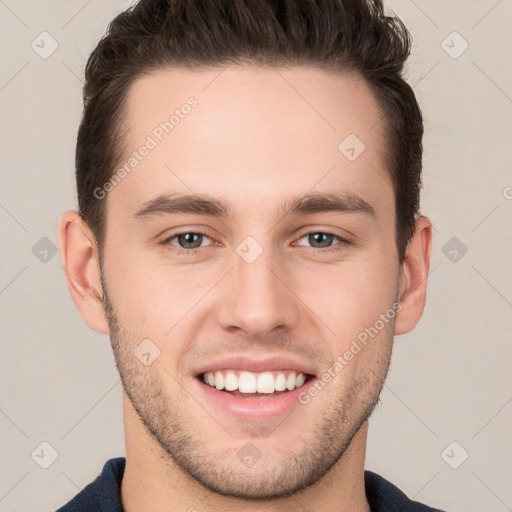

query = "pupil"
[179,233,202,249]
[309,233,333,248]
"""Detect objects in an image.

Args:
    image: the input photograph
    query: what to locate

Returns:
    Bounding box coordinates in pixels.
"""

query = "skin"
[59,66,432,512]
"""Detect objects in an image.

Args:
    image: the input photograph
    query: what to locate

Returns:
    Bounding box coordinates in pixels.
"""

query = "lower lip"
[194,377,316,421]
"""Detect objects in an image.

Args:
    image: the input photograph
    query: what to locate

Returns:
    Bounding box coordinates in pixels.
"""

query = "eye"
[162,232,213,252]
[160,230,350,256]
[295,231,348,250]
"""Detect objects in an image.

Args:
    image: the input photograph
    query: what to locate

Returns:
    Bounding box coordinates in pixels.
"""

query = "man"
[57,0,445,510]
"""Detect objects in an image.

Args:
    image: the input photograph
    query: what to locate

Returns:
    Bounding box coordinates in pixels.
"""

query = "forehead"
[111,65,393,222]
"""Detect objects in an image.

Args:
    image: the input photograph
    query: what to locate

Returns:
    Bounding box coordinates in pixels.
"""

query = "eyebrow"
[132,191,376,221]
[133,193,232,219]
[281,191,376,218]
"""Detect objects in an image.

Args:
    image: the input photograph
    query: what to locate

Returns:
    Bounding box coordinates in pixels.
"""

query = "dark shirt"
[56,457,447,511]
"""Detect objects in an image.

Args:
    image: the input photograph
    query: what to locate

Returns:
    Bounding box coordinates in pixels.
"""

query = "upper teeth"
[202,370,307,393]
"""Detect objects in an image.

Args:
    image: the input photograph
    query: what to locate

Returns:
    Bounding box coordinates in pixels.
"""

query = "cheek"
[103,234,200,324]
[290,268,397,384]
[297,258,397,334]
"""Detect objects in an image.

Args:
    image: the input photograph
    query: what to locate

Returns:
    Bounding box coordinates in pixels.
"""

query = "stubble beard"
[99,270,393,500]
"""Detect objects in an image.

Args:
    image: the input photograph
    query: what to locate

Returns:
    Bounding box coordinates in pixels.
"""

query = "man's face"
[100,66,400,498]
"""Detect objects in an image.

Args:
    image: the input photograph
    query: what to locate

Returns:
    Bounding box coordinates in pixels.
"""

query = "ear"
[58,210,109,335]
[394,215,432,335]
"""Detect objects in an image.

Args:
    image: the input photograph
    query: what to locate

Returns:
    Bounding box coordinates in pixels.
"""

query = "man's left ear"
[394,215,432,335]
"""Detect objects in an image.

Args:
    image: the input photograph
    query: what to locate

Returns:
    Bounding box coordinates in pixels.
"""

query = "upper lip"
[194,355,317,377]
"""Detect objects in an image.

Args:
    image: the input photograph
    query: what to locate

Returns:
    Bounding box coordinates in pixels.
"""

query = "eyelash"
[160,230,351,256]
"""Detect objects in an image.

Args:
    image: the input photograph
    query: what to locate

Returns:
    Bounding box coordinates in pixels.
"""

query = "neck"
[120,393,371,512]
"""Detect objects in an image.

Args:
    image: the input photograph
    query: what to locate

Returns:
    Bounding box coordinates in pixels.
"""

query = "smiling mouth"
[198,369,313,398]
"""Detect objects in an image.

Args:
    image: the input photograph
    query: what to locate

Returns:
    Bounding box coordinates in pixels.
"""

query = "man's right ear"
[58,210,109,335]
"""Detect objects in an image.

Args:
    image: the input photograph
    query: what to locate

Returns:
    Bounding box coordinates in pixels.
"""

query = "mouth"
[198,369,315,399]
[193,358,318,421]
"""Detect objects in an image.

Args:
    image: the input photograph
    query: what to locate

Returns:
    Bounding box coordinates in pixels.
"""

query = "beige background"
[1,1,511,511]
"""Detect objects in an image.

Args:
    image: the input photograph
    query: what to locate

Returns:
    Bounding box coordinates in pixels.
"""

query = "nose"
[215,243,301,339]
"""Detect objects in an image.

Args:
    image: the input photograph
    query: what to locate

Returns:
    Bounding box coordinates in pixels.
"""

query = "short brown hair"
[76,0,423,263]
